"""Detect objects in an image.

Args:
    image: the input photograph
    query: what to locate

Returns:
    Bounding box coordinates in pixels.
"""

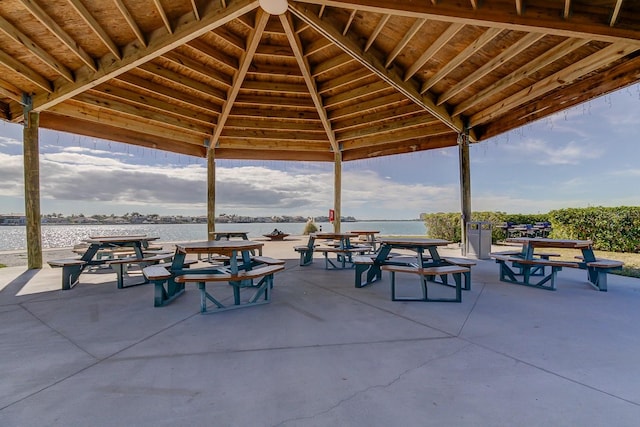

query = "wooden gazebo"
[1,0,639,267]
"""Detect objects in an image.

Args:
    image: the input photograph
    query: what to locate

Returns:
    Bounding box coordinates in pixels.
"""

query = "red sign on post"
[329,209,335,223]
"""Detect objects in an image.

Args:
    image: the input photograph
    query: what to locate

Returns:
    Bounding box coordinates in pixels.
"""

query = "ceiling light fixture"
[259,0,288,15]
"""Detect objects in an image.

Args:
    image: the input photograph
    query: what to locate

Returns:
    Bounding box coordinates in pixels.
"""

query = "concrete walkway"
[1,237,640,426]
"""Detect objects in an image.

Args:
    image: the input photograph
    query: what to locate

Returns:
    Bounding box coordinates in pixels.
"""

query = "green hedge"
[422,207,640,253]
[548,207,640,252]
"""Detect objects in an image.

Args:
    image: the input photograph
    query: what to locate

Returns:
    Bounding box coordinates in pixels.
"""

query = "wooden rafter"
[343,9,357,35]
[611,0,624,27]
[564,0,571,20]
[469,42,639,126]
[280,15,340,153]
[385,18,426,68]
[437,32,545,105]
[420,27,502,94]
[0,49,52,92]
[18,0,97,71]
[12,0,258,121]
[0,81,23,103]
[365,14,389,52]
[289,3,472,140]
[190,0,201,21]
[210,9,270,145]
[515,0,524,16]
[0,16,74,82]
[67,0,121,59]
[404,22,464,81]
[113,0,146,47]
[294,0,640,45]
[152,0,173,34]
[452,37,589,117]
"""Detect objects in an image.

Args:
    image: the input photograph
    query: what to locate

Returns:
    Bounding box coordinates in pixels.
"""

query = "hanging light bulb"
[259,0,288,15]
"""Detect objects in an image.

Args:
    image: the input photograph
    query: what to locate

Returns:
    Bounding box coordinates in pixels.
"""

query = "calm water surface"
[0,221,427,251]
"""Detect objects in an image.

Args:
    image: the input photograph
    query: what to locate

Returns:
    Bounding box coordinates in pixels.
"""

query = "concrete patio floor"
[1,237,640,426]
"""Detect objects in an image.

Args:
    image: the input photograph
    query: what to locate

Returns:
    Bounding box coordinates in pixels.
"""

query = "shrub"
[303,221,318,235]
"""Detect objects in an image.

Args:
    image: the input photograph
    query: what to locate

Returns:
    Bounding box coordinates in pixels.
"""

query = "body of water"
[0,221,427,252]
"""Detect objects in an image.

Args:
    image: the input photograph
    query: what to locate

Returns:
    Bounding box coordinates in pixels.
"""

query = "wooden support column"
[333,151,342,233]
[207,148,216,240]
[23,106,43,269]
[458,132,471,256]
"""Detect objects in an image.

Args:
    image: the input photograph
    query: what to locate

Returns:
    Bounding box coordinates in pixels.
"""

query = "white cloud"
[504,138,602,165]
[0,136,21,147]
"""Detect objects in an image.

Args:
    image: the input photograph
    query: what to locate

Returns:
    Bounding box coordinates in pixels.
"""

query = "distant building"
[0,214,26,225]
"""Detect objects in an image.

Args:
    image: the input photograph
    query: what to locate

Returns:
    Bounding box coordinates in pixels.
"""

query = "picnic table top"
[506,237,593,249]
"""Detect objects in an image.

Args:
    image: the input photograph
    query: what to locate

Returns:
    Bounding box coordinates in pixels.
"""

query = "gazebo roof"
[1,0,639,161]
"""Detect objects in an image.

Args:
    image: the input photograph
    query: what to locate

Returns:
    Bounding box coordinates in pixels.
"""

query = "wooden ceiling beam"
[0,80,23,103]
[18,0,257,121]
[477,54,640,140]
[67,0,121,59]
[50,101,202,144]
[328,93,408,120]
[91,84,217,126]
[515,0,524,16]
[186,39,239,70]
[564,0,571,20]
[137,62,227,102]
[72,93,213,136]
[323,80,390,108]
[295,0,640,45]
[420,27,502,93]
[0,16,74,82]
[332,103,422,132]
[190,0,201,21]
[151,0,173,34]
[162,51,233,87]
[234,94,316,108]
[18,0,97,71]
[39,112,207,157]
[222,128,328,141]
[317,68,373,94]
[404,22,464,81]
[215,148,334,161]
[469,42,639,126]
[113,0,146,47]
[611,0,623,27]
[342,123,453,150]
[312,53,355,77]
[241,80,309,94]
[453,37,589,117]
[281,13,337,152]
[229,107,321,121]
[290,3,472,139]
[218,137,329,151]
[336,114,440,142]
[437,32,545,105]
[385,18,426,68]
[342,133,456,161]
[0,49,52,92]
[224,117,324,131]
[343,9,357,35]
[210,9,270,145]
[365,14,389,52]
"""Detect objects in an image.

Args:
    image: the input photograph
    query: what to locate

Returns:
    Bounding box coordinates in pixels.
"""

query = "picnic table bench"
[381,264,469,302]
[107,252,173,289]
[492,238,624,291]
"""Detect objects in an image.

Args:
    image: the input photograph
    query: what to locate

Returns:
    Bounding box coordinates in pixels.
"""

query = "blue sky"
[1,86,639,220]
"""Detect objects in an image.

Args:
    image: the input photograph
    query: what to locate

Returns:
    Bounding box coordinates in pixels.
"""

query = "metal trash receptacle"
[466,221,492,259]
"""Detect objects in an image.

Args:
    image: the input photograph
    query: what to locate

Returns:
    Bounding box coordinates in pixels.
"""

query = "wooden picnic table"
[493,237,622,291]
[312,232,370,269]
[155,240,283,312]
[208,231,249,240]
[349,230,380,251]
[48,235,161,290]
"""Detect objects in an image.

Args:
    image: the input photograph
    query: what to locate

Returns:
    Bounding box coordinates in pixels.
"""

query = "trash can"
[466,221,492,259]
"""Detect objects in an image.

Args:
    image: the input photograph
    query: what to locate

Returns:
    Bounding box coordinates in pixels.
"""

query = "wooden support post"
[23,107,43,269]
[334,151,342,233]
[458,132,471,256]
[207,148,216,240]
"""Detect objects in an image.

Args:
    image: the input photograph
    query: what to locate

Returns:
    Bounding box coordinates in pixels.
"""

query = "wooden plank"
[0,49,52,92]
[404,22,464,81]
[385,18,426,68]
[67,0,121,59]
